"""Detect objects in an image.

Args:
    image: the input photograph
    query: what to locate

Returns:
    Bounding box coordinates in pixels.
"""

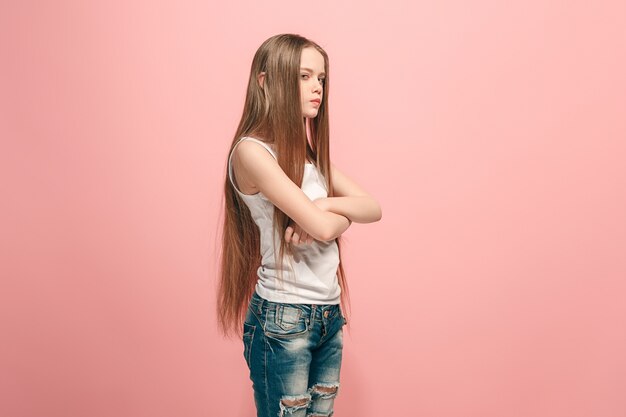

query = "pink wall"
[1,1,625,416]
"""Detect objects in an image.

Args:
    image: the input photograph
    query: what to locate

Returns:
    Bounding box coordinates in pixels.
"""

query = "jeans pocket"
[242,322,256,368]
[339,309,347,326]
[264,304,308,339]
[326,305,340,321]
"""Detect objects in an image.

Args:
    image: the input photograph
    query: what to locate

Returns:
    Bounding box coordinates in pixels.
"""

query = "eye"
[301,74,309,79]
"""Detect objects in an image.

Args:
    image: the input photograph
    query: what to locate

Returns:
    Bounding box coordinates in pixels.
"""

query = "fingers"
[296,231,307,245]
[294,225,312,245]
[284,226,294,243]
[292,228,301,244]
[285,225,304,245]
[299,228,312,245]
[285,224,313,245]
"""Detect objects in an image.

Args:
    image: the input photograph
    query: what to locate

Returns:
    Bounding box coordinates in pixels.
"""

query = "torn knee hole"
[310,383,339,399]
[281,398,309,408]
[314,386,337,394]
[279,394,311,415]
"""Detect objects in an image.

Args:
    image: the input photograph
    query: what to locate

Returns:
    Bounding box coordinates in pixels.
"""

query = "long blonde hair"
[217,34,350,337]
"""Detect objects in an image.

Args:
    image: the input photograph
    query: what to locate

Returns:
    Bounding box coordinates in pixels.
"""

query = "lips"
[310,99,321,104]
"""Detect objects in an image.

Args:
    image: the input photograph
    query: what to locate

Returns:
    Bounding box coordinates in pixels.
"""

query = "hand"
[285,219,314,246]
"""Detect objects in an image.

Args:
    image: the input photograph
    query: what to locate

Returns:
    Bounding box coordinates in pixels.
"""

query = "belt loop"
[310,304,316,325]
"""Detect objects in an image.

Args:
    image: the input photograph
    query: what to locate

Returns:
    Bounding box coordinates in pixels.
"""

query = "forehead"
[300,47,325,73]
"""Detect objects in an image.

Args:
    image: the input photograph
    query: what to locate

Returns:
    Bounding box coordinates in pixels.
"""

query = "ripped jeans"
[243,290,347,417]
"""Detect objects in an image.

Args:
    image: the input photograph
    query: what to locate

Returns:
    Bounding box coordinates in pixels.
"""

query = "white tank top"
[227,136,340,304]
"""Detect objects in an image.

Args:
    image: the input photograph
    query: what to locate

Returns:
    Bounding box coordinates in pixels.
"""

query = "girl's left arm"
[320,162,383,224]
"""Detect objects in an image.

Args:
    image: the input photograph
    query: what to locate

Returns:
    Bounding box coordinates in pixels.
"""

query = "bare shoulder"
[330,161,372,197]
[233,140,337,241]
[231,140,277,194]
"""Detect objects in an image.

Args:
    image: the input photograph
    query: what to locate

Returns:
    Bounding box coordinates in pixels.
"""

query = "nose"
[313,79,322,93]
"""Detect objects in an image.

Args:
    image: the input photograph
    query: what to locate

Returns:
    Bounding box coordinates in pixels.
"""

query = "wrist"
[315,197,332,212]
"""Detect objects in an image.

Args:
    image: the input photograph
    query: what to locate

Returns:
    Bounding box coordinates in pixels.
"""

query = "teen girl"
[218,34,382,417]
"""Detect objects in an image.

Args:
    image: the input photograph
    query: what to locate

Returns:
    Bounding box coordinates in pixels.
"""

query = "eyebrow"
[300,67,326,76]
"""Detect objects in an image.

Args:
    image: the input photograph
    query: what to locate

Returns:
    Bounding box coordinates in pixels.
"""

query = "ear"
[257,72,266,88]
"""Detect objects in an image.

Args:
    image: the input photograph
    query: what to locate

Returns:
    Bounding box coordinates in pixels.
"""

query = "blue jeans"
[243,291,347,417]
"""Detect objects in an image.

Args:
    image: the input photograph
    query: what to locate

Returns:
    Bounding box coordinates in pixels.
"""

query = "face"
[299,46,326,119]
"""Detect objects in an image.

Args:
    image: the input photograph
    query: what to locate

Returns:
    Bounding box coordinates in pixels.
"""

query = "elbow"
[318,229,334,243]
[306,225,330,242]
[371,200,382,222]
[317,224,336,242]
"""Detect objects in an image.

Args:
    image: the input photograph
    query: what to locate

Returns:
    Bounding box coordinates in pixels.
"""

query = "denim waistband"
[249,290,339,316]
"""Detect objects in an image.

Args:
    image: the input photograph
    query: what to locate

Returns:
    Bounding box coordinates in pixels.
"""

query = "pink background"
[1,1,625,416]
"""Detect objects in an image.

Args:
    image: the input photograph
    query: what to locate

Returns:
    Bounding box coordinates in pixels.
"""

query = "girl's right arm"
[233,140,350,242]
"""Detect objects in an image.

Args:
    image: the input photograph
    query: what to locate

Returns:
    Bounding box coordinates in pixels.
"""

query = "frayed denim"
[243,291,346,417]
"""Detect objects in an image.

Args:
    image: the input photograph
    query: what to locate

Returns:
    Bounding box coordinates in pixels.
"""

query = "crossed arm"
[286,162,382,244]
[232,141,382,244]
[315,161,382,223]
